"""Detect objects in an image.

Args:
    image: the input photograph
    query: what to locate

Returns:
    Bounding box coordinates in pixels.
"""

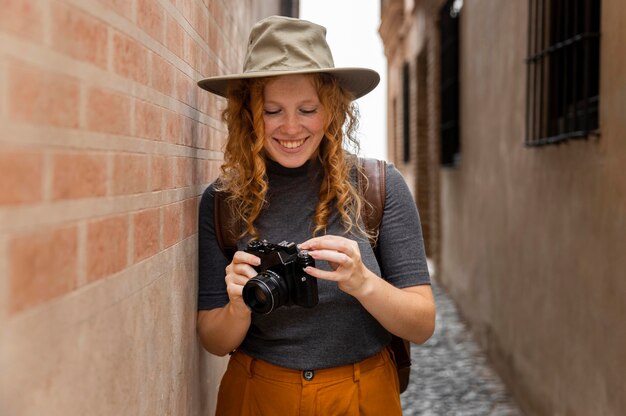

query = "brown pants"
[215,348,403,416]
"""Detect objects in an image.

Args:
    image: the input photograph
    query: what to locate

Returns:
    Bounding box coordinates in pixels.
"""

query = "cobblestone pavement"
[401,282,525,416]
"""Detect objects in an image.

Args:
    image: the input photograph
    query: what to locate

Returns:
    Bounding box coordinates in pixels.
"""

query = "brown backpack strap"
[213,190,239,260]
[357,157,386,251]
[357,157,412,394]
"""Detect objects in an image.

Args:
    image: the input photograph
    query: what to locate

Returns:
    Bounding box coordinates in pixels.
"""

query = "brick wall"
[0,0,279,414]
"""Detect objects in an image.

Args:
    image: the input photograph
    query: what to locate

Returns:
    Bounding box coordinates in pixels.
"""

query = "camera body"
[242,240,318,314]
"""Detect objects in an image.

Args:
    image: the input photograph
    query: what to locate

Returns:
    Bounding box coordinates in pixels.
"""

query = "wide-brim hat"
[197,15,380,99]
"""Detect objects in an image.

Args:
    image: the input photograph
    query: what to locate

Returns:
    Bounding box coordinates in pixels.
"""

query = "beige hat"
[197,15,380,99]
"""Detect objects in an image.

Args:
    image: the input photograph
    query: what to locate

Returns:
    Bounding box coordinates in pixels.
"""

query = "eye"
[300,108,318,115]
[263,108,281,115]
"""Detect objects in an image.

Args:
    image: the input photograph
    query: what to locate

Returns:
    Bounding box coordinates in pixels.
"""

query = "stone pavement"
[400,282,525,416]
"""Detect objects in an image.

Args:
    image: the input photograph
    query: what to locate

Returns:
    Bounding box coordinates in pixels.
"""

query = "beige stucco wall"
[0,1,283,415]
[439,1,626,415]
[381,0,625,414]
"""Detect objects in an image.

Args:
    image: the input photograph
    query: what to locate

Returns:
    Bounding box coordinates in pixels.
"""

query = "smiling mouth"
[276,138,306,149]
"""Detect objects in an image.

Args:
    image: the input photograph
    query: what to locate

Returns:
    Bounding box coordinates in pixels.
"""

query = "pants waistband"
[231,348,392,385]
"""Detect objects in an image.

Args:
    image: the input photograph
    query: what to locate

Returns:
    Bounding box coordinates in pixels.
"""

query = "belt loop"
[353,361,361,383]
[249,357,256,378]
[238,352,255,378]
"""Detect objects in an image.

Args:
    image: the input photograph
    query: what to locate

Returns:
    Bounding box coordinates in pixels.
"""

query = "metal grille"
[440,0,461,166]
[403,62,411,163]
[526,0,601,146]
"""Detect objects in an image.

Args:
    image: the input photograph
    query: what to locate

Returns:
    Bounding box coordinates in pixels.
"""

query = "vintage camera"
[242,240,318,314]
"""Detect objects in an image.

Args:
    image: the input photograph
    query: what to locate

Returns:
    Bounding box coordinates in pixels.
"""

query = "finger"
[231,263,259,279]
[301,236,357,254]
[232,250,261,266]
[308,249,351,266]
[299,235,340,249]
[225,272,250,288]
[226,283,244,299]
[302,266,340,282]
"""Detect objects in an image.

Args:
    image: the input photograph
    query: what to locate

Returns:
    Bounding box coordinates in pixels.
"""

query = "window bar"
[537,0,546,141]
[528,0,541,145]
[570,0,579,134]
[526,0,534,144]
[562,0,570,137]
[582,0,591,135]
[403,62,410,163]
[550,0,559,139]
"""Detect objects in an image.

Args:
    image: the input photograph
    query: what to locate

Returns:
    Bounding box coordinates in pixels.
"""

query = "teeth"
[278,139,305,149]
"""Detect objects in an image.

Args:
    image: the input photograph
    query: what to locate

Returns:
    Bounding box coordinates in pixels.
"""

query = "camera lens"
[253,286,268,304]
[242,270,289,314]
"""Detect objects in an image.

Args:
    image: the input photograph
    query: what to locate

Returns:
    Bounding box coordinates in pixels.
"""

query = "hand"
[299,235,372,297]
[224,251,260,314]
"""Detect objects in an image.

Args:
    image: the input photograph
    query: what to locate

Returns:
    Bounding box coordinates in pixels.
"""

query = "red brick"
[96,0,132,19]
[0,147,43,205]
[182,197,198,238]
[151,154,173,191]
[87,87,131,135]
[112,153,149,195]
[51,2,108,68]
[197,88,211,115]
[9,225,78,314]
[134,100,162,140]
[175,68,196,107]
[52,152,107,200]
[0,0,44,42]
[166,16,185,60]
[183,35,196,69]
[180,116,197,147]
[194,4,208,43]
[198,43,211,80]
[174,156,193,188]
[209,1,223,27]
[150,53,175,97]
[197,159,208,184]
[137,0,165,43]
[133,207,160,262]
[86,215,128,281]
[210,159,221,182]
[201,159,220,184]
[208,23,219,56]
[8,62,80,128]
[197,123,209,149]
[112,31,149,85]
[165,111,182,144]
[163,201,182,247]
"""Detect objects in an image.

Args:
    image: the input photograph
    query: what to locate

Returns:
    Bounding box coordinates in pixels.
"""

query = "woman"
[197,15,435,415]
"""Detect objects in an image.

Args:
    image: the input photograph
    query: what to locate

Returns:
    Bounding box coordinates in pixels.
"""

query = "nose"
[281,112,300,135]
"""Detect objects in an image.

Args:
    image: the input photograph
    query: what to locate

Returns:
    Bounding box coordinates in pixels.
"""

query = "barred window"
[526,0,601,146]
[440,0,462,166]
[402,62,411,163]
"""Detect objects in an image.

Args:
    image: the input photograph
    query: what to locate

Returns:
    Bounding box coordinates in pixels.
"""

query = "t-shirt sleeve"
[377,163,431,288]
[197,183,231,310]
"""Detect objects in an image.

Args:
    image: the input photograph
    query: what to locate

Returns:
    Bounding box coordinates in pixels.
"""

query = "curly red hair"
[216,73,372,241]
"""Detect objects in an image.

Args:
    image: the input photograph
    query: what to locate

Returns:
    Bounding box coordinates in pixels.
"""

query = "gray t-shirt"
[197,158,430,370]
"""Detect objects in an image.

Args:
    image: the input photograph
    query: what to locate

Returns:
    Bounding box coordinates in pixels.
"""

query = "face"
[262,75,326,168]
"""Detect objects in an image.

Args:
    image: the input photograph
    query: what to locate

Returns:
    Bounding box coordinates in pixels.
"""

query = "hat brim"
[197,67,380,100]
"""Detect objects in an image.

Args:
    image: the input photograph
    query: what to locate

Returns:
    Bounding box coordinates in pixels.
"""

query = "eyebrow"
[263,97,320,106]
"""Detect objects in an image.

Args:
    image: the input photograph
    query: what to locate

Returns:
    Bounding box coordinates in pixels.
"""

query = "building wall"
[381,0,441,261]
[0,1,283,415]
[381,0,626,415]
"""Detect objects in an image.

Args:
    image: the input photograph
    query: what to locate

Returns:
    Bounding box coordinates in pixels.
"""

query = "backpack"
[213,157,412,393]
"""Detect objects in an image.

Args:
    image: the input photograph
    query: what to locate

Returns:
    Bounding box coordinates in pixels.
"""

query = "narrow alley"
[401,282,524,416]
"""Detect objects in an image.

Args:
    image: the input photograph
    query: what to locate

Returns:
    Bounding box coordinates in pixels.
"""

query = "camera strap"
[212,157,412,393]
